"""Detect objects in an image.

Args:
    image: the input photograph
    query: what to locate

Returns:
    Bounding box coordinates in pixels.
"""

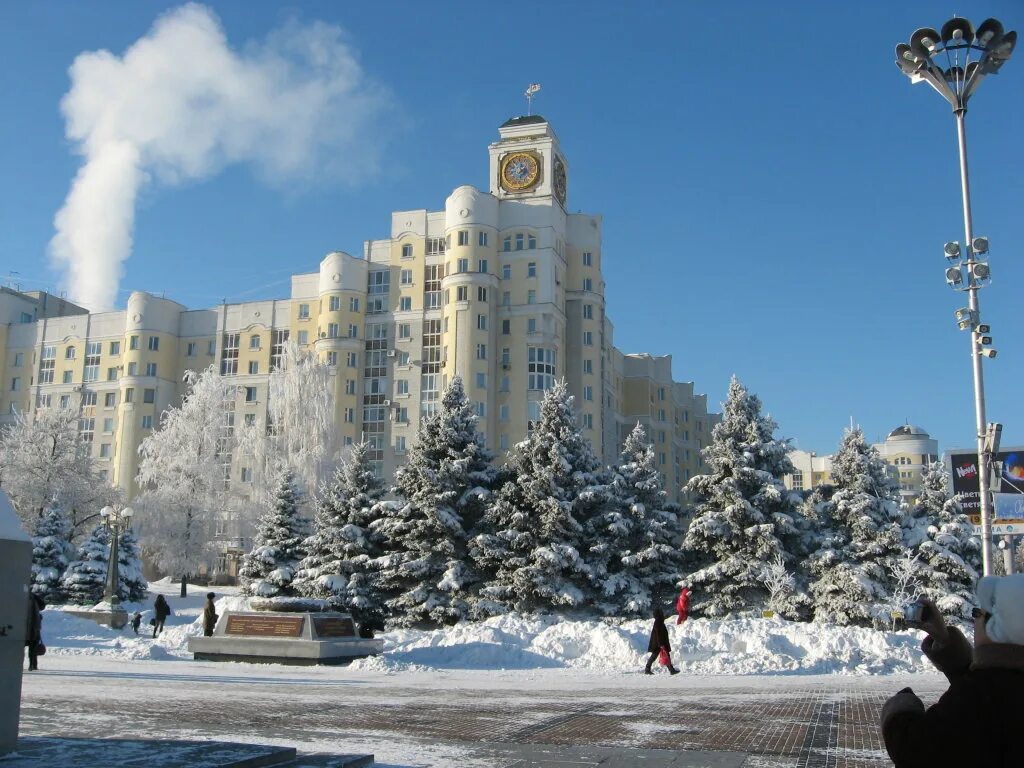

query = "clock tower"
[488,115,568,209]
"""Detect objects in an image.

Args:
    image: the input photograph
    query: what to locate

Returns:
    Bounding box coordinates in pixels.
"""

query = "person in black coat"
[645,607,680,675]
[881,574,1024,767]
[152,594,171,638]
[25,594,44,671]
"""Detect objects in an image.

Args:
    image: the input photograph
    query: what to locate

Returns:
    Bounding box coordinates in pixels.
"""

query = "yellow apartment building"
[0,116,719,508]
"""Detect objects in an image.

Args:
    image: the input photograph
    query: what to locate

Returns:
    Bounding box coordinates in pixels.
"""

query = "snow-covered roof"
[887,425,930,440]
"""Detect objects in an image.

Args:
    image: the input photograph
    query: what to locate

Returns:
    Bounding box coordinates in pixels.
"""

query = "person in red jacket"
[881,574,1024,767]
[676,586,691,625]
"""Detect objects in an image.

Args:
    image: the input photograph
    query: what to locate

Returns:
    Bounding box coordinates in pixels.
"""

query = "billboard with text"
[946,446,1024,530]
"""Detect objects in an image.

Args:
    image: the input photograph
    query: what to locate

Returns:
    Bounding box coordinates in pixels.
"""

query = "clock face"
[500,152,541,191]
[553,156,567,206]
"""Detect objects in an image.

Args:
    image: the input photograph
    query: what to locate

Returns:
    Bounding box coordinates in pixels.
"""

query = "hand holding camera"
[904,598,949,645]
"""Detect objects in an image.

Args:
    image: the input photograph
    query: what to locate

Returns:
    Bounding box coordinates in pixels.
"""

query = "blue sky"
[1,1,1021,457]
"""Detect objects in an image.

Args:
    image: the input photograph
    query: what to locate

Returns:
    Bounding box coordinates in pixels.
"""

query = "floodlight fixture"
[979,335,993,345]
[944,241,962,260]
[971,236,990,254]
[970,262,991,282]
[979,348,998,358]
[945,266,964,287]
[976,324,991,334]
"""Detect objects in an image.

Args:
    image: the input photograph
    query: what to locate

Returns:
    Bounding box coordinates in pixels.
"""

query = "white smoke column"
[50,3,391,310]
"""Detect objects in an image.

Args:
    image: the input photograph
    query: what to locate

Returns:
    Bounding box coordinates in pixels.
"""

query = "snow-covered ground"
[39,578,938,677]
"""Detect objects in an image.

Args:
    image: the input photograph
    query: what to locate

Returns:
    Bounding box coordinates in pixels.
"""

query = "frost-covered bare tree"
[135,366,235,596]
[237,341,337,508]
[0,405,119,538]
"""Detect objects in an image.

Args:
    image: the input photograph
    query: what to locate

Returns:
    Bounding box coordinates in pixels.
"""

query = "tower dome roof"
[887,424,930,440]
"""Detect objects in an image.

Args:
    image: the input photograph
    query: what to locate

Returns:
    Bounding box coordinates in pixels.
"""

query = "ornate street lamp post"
[100,505,134,606]
[895,17,1016,576]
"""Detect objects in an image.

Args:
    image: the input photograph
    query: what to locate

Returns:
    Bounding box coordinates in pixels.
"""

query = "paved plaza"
[17,659,947,767]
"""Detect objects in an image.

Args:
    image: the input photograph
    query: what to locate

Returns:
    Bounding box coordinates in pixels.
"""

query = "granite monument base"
[188,610,382,665]
[61,605,129,630]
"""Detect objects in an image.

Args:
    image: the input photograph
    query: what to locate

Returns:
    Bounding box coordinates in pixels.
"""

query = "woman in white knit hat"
[881,573,1024,767]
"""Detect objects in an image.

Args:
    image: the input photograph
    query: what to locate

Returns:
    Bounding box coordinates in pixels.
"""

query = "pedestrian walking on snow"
[130,612,142,634]
[25,594,44,671]
[676,586,691,625]
[152,594,171,638]
[203,593,218,637]
[645,608,680,675]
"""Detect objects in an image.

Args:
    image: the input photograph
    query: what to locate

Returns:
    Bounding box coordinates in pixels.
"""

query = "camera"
[903,599,927,626]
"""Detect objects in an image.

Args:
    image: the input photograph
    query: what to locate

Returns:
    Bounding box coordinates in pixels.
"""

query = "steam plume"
[50,3,391,310]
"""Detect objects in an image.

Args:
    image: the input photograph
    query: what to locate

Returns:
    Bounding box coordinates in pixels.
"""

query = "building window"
[129,335,139,351]
[499,433,509,450]
[146,362,157,377]
[476,402,486,418]
[458,230,469,246]
[344,379,356,395]
[327,323,339,338]
[528,234,537,249]
[476,344,487,360]
[659,452,667,466]
[397,323,411,340]
[457,286,468,301]
[207,340,216,356]
[477,259,488,274]
[62,371,73,384]
[400,269,413,286]
[298,303,310,320]
[502,291,511,307]
[143,388,156,404]
[270,329,289,371]
[249,334,260,350]
[297,330,309,345]
[127,362,138,376]
[583,251,593,266]
[65,346,76,360]
[527,318,537,334]
[148,336,159,351]
[456,257,469,273]
[104,392,116,408]
[396,406,408,422]
[141,415,153,430]
[346,352,358,368]
[502,264,511,280]
[477,314,487,330]
[583,331,593,346]
[10,377,20,391]
[397,379,409,395]
[584,385,593,401]
[39,346,56,384]
[83,342,101,382]
[395,436,406,452]
[502,236,512,252]
[477,287,487,302]
[244,386,257,402]
[109,341,121,355]
[402,243,413,258]
[248,361,259,375]
[326,351,338,366]
[186,342,197,357]
[583,304,593,319]
[425,237,446,255]
[103,417,114,433]
[399,297,412,311]
[583,413,594,430]
[583,278,593,291]
[475,372,486,389]
[527,262,537,277]
[527,290,536,305]
[329,296,341,311]
[583,359,592,374]
[528,347,556,391]
[515,233,525,251]
[502,319,511,335]
[500,376,510,393]
[348,324,359,338]
[501,347,511,365]
[221,333,240,375]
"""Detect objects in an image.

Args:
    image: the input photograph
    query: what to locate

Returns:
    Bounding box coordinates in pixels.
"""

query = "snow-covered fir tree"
[239,472,307,599]
[294,441,387,621]
[593,423,682,616]
[61,524,111,605]
[915,462,979,620]
[808,427,906,627]
[117,527,149,602]
[472,379,601,615]
[136,366,235,596]
[681,376,806,618]
[374,377,497,627]
[30,502,74,603]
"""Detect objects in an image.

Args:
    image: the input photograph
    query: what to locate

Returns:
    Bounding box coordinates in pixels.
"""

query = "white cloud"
[50,3,393,310]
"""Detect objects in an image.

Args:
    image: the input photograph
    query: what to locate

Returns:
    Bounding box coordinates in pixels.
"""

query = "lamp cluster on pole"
[100,504,134,605]
[895,17,1016,577]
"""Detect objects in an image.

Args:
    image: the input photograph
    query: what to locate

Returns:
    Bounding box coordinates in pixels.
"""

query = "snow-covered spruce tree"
[30,502,74,603]
[472,379,601,616]
[294,440,387,622]
[136,366,235,597]
[374,377,497,627]
[0,405,119,538]
[61,524,110,605]
[236,341,337,510]
[592,423,682,616]
[239,472,307,599]
[808,427,906,627]
[117,527,148,602]
[681,376,807,618]
[915,462,979,620]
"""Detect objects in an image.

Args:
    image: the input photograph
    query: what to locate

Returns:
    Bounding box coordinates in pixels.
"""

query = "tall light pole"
[100,505,134,607]
[895,17,1016,576]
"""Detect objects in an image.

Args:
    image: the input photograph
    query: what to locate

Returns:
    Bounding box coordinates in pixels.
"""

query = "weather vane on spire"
[524,83,541,115]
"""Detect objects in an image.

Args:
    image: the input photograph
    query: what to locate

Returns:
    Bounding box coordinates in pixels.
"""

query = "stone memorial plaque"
[313,616,356,638]
[225,614,305,637]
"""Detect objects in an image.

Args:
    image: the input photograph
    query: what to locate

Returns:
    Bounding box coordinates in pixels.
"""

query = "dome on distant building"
[887,424,930,440]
